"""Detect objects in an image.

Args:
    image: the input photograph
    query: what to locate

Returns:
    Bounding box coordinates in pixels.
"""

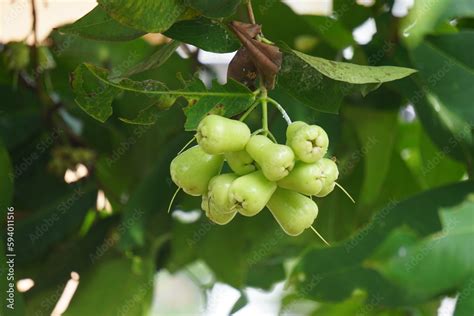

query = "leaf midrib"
[87,64,254,98]
[424,40,474,76]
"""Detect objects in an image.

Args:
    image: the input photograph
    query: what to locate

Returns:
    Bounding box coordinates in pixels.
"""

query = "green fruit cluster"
[170,115,339,236]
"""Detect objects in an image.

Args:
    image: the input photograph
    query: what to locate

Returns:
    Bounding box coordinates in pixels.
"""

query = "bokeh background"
[1,0,472,315]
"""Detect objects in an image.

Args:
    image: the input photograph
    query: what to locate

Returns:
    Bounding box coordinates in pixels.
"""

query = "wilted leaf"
[229,21,282,89]
[277,46,416,114]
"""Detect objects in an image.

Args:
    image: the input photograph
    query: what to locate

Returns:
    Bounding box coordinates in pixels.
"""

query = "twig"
[31,0,38,46]
[266,97,292,125]
[246,0,256,24]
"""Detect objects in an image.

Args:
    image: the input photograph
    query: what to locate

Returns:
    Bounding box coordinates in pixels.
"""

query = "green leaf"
[291,49,417,85]
[230,291,248,314]
[64,257,154,316]
[456,276,474,316]
[344,106,398,205]
[164,17,240,53]
[412,31,474,125]
[277,47,416,114]
[303,15,355,50]
[0,140,13,215]
[418,124,466,188]
[246,259,286,290]
[58,5,146,41]
[376,200,474,302]
[71,63,255,125]
[16,183,97,264]
[291,181,474,306]
[396,120,466,189]
[402,0,474,47]
[71,63,120,122]
[398,31,474,165]
[98,0,187,33]
[186,0,241,18]
[252,0,320,54]
[310,290,406,316]
[120,40,181,78]
[332,0,372,30]
[183,79,255,130]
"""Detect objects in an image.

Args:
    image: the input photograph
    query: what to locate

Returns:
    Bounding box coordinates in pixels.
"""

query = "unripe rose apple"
[170,146,223,196]
[246,135,295,181]
[286,121,329,163]
[196,115,251,154]
[228,170,277,217]
[267,188,318,236]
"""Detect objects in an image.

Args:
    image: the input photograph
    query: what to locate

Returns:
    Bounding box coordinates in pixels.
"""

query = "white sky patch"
[172,209,202,224]
[284,0,332,15]
[236,283,285,316]
[343,46,354,60]
[400,104,416,122]
[438,296,458,316]
[51,272,80,316]
[64,163,89,184]
[17,278,35,293]
[198,50,236,65]
[96,190,112,213]
[392,0,415,18]
[353,18,377,45]
[356,0,375,7]
[205,283,241,316]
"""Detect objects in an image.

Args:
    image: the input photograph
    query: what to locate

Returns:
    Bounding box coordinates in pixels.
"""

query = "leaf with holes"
[71,63,255,125]
[183,79,256,130]
[277,46,417,114]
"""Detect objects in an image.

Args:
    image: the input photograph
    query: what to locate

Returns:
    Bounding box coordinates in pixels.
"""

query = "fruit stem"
[252,128,265,135]
[177,137,196,155]
[266,97,292,125]
[261,87,269,136]
[310,226,330,246]
[267,131,278,143]
[335,182,356,204]
[239,99,260,122]
[167,187,181,214]
[245,0,256,24]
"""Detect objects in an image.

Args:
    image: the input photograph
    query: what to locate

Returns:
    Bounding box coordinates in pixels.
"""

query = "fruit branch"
[266,97,292,125]
[246,0,256,25]
[260,86,269,136]
[239,98,260,122]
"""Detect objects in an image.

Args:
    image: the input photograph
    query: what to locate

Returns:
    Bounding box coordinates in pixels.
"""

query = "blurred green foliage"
[0,0,473,315]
